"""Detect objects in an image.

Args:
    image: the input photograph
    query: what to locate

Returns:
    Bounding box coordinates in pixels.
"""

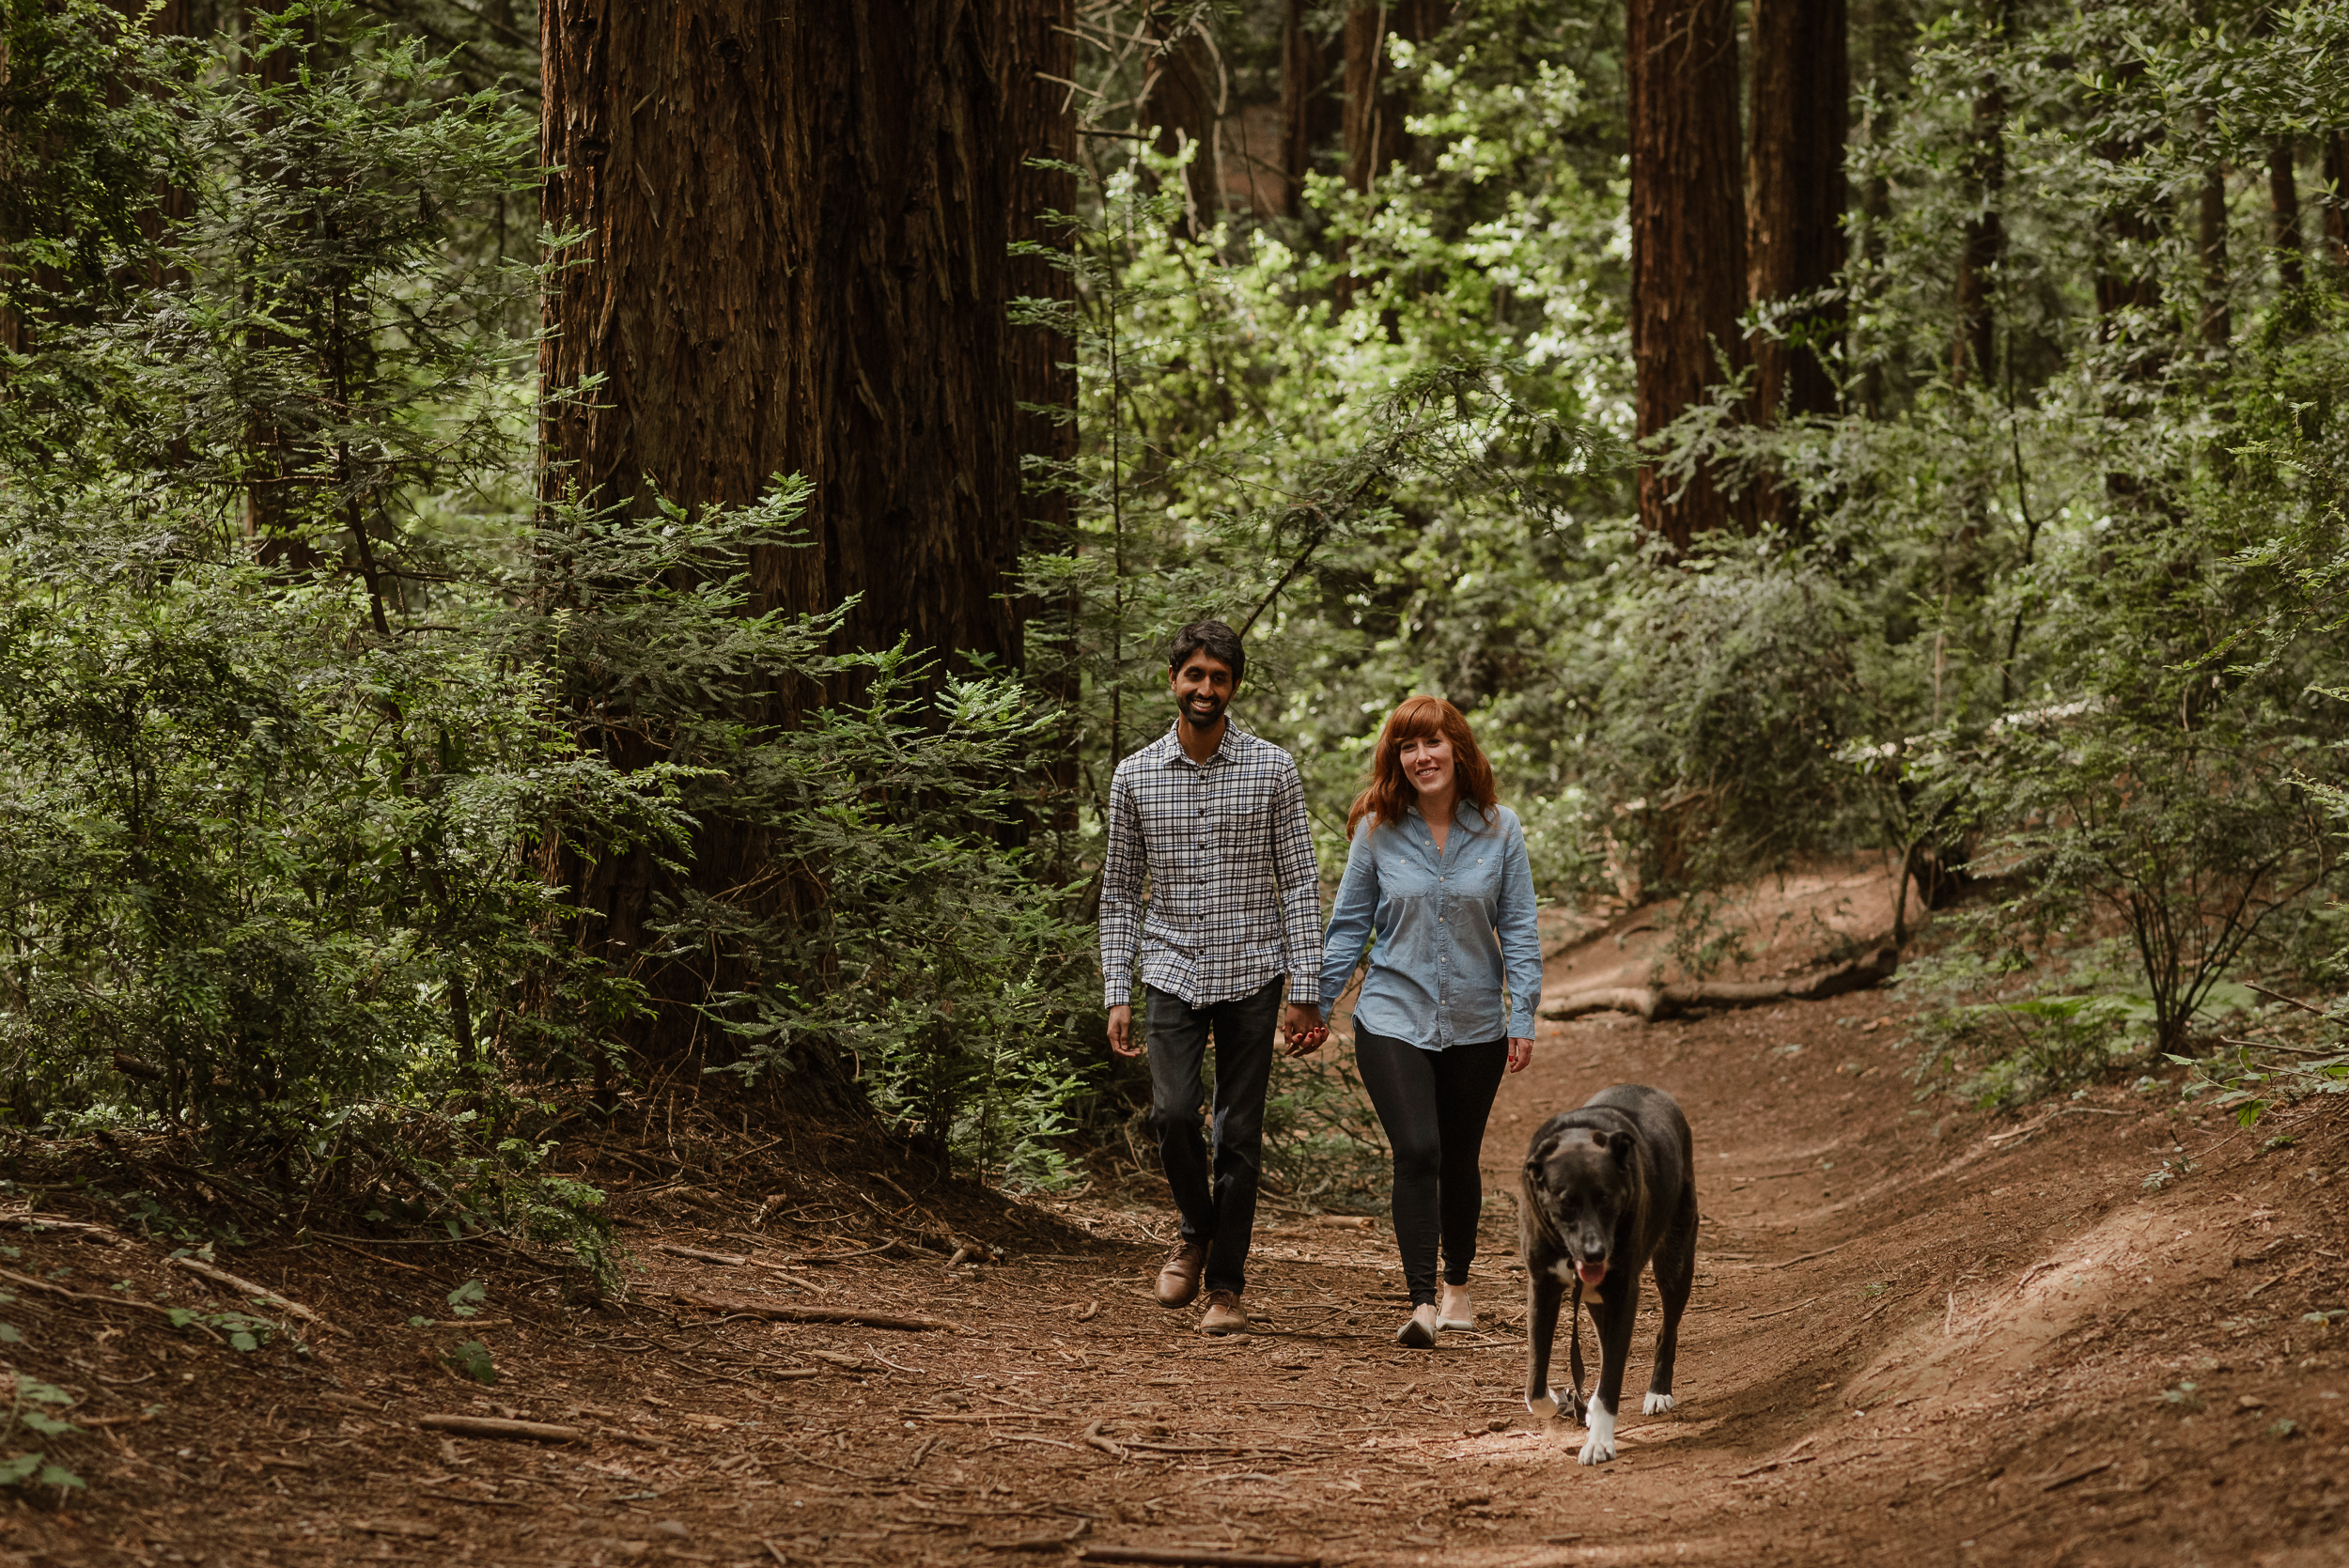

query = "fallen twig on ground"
[1078,1548,1318,1568]
[416,1414,585,1444]
[166,1256,331,1331]
[658,1290,956,1331]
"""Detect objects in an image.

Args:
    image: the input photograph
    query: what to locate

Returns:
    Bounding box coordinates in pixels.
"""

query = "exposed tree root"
[1540,943,1900,1024]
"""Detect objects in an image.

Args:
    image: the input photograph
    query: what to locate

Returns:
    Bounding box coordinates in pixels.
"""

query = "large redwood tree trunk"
[1747,0,1848,420]
[1629,0,1749,551]
[538,0,1023,1048]
[540,0,1020,672]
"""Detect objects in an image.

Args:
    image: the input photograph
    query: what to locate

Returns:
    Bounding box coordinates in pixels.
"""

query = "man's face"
[1170,652,1237,729]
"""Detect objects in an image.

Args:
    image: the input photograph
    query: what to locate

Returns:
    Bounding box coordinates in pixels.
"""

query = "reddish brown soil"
[1,892,2345,1568]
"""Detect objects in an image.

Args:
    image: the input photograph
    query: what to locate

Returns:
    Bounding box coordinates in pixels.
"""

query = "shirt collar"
[1406,798,1491,834]
[1158,719,1242,768]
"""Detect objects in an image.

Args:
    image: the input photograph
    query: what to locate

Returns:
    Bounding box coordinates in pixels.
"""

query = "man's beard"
[1181,692,1227,729]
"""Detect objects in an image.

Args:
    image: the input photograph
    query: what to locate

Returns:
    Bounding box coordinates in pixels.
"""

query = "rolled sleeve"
[1497,817,1543,1037]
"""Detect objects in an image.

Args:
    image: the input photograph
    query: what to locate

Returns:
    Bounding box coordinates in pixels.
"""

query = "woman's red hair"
[1345,696,1499,840]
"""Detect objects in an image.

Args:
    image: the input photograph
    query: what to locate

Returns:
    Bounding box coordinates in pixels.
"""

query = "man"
[1103,619,1328,1337]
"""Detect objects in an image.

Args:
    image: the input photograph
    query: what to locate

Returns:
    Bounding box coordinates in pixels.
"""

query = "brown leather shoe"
[1156,1241,1206,1309]
[1199,1289,1249,1336]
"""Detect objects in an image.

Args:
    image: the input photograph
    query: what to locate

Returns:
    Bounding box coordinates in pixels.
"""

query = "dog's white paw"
[1575,1404,1617,1465]
[1527,1389,1562,1420]
[1642,1391,1676,1416]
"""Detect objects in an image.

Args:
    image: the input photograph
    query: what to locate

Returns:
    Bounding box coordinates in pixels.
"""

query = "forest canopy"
[1,0,2346,1219]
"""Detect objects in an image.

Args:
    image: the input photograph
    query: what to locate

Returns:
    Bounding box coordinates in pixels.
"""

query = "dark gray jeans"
[1143,976,1283,1297]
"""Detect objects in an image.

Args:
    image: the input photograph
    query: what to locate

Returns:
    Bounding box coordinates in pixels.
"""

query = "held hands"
[1107,1001,1330,1058]
[1506,1036,1533,1073]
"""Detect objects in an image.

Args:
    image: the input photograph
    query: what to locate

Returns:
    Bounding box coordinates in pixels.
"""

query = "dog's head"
[1523,1121,1641,1290]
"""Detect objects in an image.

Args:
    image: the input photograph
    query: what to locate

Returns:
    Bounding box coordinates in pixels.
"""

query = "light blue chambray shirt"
[1317,799,1543,1050]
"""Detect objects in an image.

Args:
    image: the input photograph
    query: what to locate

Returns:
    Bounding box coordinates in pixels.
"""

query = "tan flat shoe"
[1200,1290,1250,1337]
[1437,1284,1474,1331]
[1394,1302,1439,1348]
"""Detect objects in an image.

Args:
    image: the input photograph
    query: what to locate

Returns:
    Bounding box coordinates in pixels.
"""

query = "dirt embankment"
[0,865,2343,1567]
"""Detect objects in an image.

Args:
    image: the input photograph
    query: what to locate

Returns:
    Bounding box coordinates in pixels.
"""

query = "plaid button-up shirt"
[1098,722,1324,1011]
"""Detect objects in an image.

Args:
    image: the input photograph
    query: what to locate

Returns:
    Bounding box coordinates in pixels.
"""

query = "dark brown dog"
[1519,1083,1697,1464]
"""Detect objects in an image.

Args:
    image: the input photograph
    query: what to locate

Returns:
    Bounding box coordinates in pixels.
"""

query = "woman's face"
[1397,730,1456,801]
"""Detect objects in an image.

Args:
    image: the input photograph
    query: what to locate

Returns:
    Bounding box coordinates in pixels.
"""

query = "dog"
[1519,1083,1698,1465]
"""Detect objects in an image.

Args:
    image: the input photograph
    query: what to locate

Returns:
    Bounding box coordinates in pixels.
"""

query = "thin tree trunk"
[2199,163,2231,347]
[2269,136,2305,291]
[539,0,1023,1054]
[2092,40,2163,509]
[1342,0,1442,194]
[1006,0,1081,846]
[1279,0,1342,215]
[1851,0,1905,423]
[1948,10,2003,390]
[241,0,320,574]
[1748,0,1849,420]
[1629,0,1749,551]
[1142,10,1221,235]
[2323,132,2349,267]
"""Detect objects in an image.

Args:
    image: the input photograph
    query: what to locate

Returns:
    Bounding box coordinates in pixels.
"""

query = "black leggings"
[1353,1029,1509,1308]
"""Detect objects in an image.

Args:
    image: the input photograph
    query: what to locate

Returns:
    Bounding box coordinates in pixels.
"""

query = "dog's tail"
[1567,1279,1586,1423]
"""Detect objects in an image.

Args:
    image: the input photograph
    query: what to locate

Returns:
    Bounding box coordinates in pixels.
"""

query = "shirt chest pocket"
[1208,798,1269,854]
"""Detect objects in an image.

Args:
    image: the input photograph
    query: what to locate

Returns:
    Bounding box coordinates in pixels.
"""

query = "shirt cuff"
[1507,1007,1537,1039]
[1104,980,1133,1009]
[1286,974,1321,1006]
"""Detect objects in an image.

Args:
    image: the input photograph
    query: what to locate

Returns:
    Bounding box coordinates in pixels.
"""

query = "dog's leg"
[1644,1193,1699,1416]
[1577,1281,1639,1465]
[1524,1263,1566,1420]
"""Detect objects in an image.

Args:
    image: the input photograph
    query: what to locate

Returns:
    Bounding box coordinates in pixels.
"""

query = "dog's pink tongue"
[1576,1262,1607,1287]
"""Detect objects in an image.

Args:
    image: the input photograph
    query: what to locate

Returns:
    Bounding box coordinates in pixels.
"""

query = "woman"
[1315,696,1540,1347]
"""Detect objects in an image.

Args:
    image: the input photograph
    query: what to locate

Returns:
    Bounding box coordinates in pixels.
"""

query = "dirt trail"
[4,876,2347,1568]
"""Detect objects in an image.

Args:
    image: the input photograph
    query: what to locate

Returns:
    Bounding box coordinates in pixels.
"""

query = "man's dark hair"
[1169,619,1246,685]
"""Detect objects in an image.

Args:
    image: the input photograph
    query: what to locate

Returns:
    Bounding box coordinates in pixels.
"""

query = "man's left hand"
[1282,1002,1328,1057]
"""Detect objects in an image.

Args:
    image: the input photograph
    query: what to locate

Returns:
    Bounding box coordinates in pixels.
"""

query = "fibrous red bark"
[538,0,1021,672]
[1629,0,1749,551]
[538,0,1025,1040]
[1747,0,1848,420]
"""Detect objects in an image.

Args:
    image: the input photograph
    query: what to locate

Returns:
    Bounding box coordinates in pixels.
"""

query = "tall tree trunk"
[1142,11,1221,234]
[1947,10,2003,390]
[2091,37,2163,509]
[1851,0,1905,423]
[539,0,1022,1051]
[1629,0,1749,551]
[2324,132,2349,267]
[1006,0,1081,845]
[1747,0,1848,421]
[2269,136,2305,290]
[240,0,320,574]
[1342,0,1442,194]
[1280,0,1343,215]
[2199,163,2231,347]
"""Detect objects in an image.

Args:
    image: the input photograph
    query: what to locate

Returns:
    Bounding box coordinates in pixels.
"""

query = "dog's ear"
[1524,1135,1560,1179]
[1606,1129,1636,1166]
